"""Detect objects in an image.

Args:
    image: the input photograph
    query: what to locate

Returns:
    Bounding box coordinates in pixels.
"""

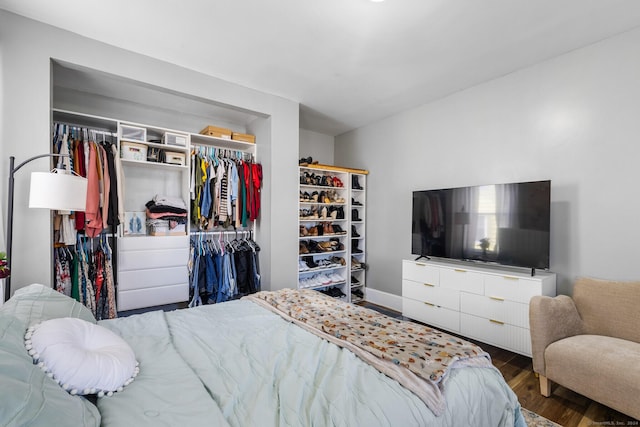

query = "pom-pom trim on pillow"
[24,317,139,397]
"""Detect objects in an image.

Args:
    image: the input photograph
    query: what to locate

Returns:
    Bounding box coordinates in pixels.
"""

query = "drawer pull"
[416,262,427,267]
[503,276,518,281]
[489,319,505,325]
[489,296,505,302]
[424,302,435,307]
[423,283,435,287]
[454,269,467,273]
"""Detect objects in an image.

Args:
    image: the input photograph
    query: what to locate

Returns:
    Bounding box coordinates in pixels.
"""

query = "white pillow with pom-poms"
[25,317,138,397]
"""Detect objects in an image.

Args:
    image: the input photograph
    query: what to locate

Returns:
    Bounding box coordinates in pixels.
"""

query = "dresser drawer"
[119,247,189,271]
[484,275,541,303]
[402,260,439,285]
[119,235,189,251]
[119,266,188,291]
[117,283,189,312]
[402,297,459,332]
[460,313,531,356]
[439,267,484,294]
[460,292,529,328]
[403,279,459,311]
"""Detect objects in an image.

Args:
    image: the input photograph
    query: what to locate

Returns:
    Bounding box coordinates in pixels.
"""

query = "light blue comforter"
[98,299,526,427]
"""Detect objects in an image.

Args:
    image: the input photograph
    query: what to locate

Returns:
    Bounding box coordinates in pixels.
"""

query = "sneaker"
[298,260,309,271]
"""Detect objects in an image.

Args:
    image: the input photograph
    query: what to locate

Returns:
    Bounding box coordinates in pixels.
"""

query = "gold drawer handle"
[424,302,435,307]
[489,319,505,325]
[503,276,518,281]
[489,296,505,302]
[416,262,427,267]
[423,283,435,287]
[454,269,467,273]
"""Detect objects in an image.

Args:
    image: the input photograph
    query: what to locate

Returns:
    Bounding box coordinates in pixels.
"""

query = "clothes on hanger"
[188,232,260,307]
[190,146,262,231]
[52,123,122,239]
[53,235,117,319]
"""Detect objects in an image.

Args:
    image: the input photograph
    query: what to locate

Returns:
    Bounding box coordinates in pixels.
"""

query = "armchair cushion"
[545,335,640,420]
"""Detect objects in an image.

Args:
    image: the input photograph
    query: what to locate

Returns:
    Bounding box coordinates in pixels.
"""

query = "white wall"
[336,26,640,296]
[0,10,299,296]
[299,129,334,165]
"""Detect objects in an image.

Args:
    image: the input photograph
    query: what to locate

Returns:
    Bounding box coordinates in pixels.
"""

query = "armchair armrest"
[529,295,584,375]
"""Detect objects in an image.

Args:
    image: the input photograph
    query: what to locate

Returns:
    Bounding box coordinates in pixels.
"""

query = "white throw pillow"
[24,317,138,396]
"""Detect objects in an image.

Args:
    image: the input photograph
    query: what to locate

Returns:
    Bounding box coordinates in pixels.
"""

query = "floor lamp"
[4,154,88,303]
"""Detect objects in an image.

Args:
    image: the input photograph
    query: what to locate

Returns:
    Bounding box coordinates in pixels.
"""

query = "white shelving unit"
[349,172,366,303]
[298,165,368,303]
[51,109,257,311]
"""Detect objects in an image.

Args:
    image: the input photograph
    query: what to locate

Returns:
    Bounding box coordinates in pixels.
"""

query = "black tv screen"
[412,180,550,270]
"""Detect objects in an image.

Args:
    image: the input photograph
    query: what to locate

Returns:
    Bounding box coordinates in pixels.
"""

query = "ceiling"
[3,1,640,136]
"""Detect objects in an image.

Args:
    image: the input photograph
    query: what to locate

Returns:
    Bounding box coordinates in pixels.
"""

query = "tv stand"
[401,259,556,357]
[414,255,430,262]
[531,268,536,277]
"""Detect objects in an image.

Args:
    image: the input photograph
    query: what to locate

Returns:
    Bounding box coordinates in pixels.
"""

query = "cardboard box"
[200,125,232,140]
[231,132,256,143]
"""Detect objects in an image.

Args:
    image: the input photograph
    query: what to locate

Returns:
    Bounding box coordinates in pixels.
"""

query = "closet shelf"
[120,158,189,170]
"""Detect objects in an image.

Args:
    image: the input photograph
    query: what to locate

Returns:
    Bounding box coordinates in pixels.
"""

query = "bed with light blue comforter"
[0,285,526,427]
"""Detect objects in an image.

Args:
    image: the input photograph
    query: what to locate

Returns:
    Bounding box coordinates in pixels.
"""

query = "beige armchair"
[529,277,640,420]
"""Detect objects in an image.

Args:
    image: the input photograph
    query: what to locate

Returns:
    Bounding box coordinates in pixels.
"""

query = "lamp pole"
[5,154,68,302]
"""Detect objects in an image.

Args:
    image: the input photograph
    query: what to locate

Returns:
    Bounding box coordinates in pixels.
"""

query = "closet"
[51,109,260,313]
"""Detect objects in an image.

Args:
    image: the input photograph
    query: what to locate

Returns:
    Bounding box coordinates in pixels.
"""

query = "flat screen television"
[412,180,550,270]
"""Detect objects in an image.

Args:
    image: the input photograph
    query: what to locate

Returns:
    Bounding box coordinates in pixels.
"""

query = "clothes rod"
[190,230,252,235]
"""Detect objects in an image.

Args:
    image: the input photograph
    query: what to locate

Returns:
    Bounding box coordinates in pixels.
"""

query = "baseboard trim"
[365,288,403,312]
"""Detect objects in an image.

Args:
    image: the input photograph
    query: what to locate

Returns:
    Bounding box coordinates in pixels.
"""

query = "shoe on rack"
[332,224,346,234]
[299,241,310,254]
[336,207,345,219]
[352,175,363,190]
[352,240,363,254]
[300,225,309,237]
[351,209,360,222]
[351,225,360,237]
[351,275,359,284]
[304,256,318,269]
[298,260,309,271]
[352,198,362,206]
[299,156,313,165]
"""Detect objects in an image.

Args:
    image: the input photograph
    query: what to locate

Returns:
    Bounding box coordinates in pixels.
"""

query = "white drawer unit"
[403,260,439,285]
[401,259,556,357]
[402,279,459,311]
[403,297,460,333]
[439,267,484,294]
[118,235,189,311]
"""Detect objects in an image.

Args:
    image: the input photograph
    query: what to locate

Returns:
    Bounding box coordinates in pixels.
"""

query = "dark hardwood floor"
[359,302,639,427]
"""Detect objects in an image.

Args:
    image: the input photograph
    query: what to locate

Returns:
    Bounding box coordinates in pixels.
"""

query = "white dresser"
[402,259,556,356]
[117,235,189,311]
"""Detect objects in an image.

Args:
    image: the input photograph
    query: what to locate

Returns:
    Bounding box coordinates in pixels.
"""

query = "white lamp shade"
[29,171,88,211]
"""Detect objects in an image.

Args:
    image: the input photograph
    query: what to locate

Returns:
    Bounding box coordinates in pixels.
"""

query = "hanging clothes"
[188,232,260,307]
[190,146,262,231]
[55,235,117,320]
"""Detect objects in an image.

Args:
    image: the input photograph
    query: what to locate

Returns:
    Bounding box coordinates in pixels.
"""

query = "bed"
[0,284,526,426]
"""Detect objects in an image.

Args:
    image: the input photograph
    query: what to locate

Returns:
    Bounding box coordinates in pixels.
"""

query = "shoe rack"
[298,165,368,302]
[350,172,366,303]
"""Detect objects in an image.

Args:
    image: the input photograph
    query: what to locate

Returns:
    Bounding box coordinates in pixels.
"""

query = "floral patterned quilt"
[245,288,492,416]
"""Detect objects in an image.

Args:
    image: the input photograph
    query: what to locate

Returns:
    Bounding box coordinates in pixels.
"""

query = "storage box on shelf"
[350,172,366,303]
[299,166,350,301]
[163,132,188,147]
[200,125,232,140]
[401,259,556,356]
